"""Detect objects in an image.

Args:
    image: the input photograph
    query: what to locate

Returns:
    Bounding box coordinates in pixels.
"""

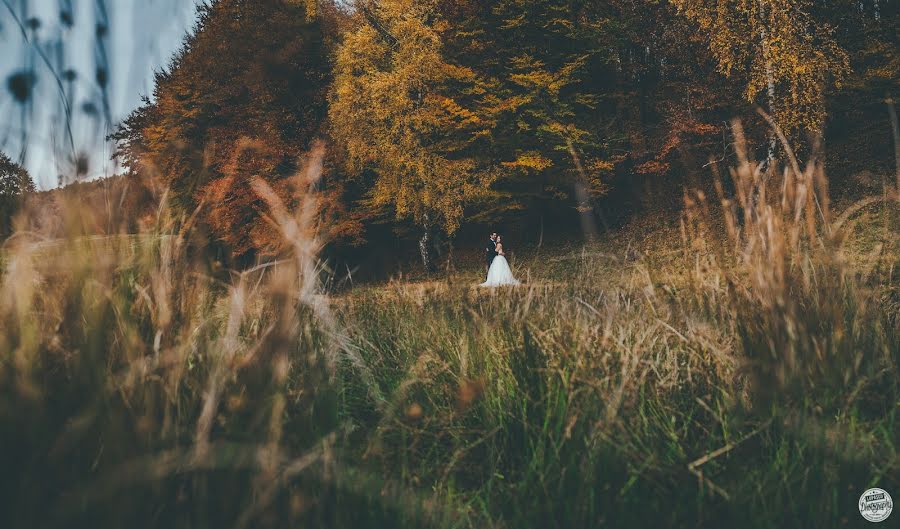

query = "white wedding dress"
[481,254,520,287]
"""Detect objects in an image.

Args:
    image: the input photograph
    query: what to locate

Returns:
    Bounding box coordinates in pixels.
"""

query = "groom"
[485,232,497,272]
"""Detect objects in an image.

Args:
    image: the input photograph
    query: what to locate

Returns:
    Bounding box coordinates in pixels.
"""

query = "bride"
[481,235,520,287]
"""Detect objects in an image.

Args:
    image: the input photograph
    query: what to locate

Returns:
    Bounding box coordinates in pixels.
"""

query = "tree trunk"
[758,3,778,170]
[566,138,598,242]
[763,57,778,168]
[887,95,900,194]
[537,214,544,248]
[418,214,433,273]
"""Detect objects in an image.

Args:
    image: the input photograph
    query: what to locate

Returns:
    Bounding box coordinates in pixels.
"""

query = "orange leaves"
[437,95,477,122]
[635,160,671,176]
[586,158,615,174]
[502,152,553,171]
[108,0,334,259]
[197,137,293,257]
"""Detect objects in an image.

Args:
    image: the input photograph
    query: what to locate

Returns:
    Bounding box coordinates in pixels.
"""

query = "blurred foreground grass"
[1,147,898,528]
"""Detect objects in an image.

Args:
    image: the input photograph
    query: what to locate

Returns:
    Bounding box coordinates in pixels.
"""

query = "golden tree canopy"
[671,0,850,133]
[329,0,495,234]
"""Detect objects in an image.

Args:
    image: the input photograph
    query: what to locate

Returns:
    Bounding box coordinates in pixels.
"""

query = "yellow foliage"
[502,153,554,171]
[670,0,850,134]
[329,0,494,234]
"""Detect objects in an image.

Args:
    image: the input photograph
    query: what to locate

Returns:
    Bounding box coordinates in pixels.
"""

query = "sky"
[0,0,201,189]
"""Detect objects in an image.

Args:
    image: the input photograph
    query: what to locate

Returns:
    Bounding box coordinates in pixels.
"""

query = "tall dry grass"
[684,119,898,412]
[1,144,358,527]
[0,129,898,528]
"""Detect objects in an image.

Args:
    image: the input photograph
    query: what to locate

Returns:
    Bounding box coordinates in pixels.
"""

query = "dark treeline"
[109,0,897,273]
[0,153,36,237]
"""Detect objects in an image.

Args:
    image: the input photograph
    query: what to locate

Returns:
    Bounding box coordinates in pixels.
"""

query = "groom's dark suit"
[485,238,497,271]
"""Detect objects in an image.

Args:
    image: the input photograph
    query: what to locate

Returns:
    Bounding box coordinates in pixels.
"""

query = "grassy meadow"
[1,150,898,528]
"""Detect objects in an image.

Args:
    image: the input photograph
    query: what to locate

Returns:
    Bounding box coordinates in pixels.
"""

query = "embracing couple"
[481,232,520,287]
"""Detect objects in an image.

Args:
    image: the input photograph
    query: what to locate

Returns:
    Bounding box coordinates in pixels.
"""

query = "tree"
[110,0,895,271]
[670,0,850,162]
[436,0,723,235]
[112,0,351,261]
[329,0,496,270]
[452,0,621,239]
[0,152,36,237]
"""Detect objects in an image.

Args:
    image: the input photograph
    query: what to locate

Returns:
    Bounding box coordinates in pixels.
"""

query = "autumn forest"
[100,0,897,271]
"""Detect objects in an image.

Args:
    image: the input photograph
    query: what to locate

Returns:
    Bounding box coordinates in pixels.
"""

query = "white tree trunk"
[763,58,778,167]
[758,2,778,170]
[418,214,432,272]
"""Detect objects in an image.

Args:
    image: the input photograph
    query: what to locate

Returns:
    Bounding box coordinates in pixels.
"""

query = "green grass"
[330,203,899,527]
